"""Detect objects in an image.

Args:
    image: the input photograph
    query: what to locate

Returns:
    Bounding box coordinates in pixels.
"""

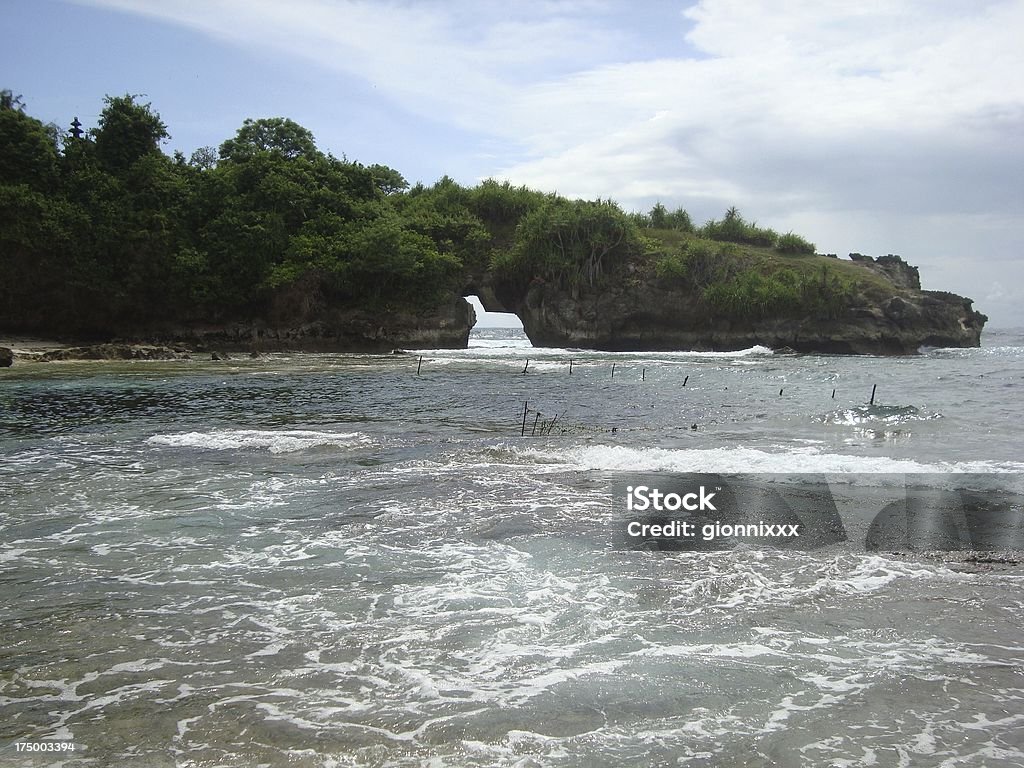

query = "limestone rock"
[482,254,985,355]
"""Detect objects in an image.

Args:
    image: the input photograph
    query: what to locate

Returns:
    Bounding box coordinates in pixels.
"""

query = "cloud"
[495,1,1024,211]
[77,0,629,132]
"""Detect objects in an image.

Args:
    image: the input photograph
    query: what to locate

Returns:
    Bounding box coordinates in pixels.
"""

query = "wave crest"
[146,429,372,454]
[510,444,1023,474]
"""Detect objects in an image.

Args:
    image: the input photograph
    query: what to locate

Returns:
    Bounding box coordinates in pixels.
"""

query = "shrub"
[654,250,689,281]
[649,202,667,228]
[497,198,641,290]
[776,231,816,255]
[704,266,855,320]
[700,207,778,247]
[665,207,694,232]
[469,178,548,225]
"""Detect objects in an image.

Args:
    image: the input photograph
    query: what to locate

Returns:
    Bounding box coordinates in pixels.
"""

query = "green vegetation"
[636,202,819,258]
[700,206,778,248]
[632,202,694,233]
[0,94,470,331]
[633,201,855,321]
[776,231,816,255]
[492,198,640,292]
[642,223,865,321]
[703,266,855,320]
[652,237,722,284]
[1,90,869,336]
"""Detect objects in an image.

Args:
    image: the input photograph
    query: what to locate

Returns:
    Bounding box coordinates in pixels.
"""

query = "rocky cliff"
[480,253,986,355]
[135,293,476,353]
[16,285,477,355]
[4,249,983,357]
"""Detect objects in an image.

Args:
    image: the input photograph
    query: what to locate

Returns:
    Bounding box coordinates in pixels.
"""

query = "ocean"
[1,328,1023,767]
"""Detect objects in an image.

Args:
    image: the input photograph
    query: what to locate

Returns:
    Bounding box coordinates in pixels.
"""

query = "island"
[0,93,985,357]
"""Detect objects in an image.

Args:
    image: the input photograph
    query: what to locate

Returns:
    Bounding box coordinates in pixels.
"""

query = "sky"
[4,0,1023,328]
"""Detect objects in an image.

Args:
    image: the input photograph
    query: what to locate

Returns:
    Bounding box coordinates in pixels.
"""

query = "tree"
[395,176,494,273]
[665,207,694,232]
[189,146,218,170]
[367,163,408,195]
[720,206,744,240]
[218,117,318,163]
[0,89,25,112]
[508,198,640,290]
[0,104,59,190]
[649,201,667,228]
[92,94,169,174]
[469,178,547,225]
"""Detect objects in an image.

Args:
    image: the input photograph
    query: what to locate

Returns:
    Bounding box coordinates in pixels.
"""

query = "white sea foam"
[146,429,373,454]
[820,405,942,427]
[422,343,775,361]
[690,345,775,358]
[514,444,1024,474]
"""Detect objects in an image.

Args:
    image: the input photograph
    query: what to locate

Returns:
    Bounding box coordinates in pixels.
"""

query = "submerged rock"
[39,344,190,361]
[0,347,13,367]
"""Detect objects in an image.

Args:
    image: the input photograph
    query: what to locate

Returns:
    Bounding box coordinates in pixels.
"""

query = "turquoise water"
[1,330,1023,766]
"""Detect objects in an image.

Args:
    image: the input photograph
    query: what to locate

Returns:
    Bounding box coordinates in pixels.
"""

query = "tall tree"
[218,117,318,162]
[91,94,169,174]
[649,201,667,228]
[188,146,218,170]
[367,163,408,195]
[0,100,59,190]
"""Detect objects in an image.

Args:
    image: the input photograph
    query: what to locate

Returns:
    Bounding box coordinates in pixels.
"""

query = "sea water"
[1,329,1023,766]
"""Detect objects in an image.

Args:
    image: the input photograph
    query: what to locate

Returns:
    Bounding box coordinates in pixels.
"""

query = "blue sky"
[5,0,1023,328]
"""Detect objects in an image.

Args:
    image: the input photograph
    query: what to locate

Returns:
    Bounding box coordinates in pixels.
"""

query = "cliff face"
[137,301,475,353]
[8,250,982,356]
[60,277,478,353]
[485,254,986,355]
[187,252,980,356]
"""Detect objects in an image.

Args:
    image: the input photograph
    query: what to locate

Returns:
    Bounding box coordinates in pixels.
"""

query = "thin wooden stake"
[522,359,530,374]
[779,388,784,396]
[831,388,836,399]
[417,355,422,375]
[611,362,616,379]
[546,413,559,435]
[531,412,541,436]
[642,368,646,381]
[870,384,877,405]
[568,359,573,375]
[521,401,529,436]
[683,375,689,387]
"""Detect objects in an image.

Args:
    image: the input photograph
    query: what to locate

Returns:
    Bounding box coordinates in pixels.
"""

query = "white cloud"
[79,0,628,132]
[495,1,1024,203]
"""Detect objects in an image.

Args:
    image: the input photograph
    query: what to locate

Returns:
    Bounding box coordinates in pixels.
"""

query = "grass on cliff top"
[641,228,901,302]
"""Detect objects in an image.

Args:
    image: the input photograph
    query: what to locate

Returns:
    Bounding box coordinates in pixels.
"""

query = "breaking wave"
[509,444,1024,474]
[146,429,373,454]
